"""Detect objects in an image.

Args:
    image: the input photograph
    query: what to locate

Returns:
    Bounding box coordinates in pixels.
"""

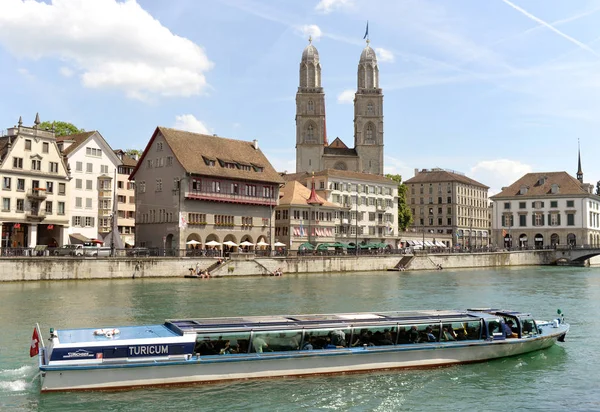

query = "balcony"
[184,190,277,207]
[25,209,46,221]
[26,188,47,200]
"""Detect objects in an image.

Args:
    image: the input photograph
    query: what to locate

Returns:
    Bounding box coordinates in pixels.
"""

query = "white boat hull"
[40,328,566,392]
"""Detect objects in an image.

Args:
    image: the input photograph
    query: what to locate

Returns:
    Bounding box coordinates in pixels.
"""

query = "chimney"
[252,139,258,150]
[414,168,419,176]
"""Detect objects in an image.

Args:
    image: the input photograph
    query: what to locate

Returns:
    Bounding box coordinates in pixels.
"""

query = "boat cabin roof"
[57,325,179,345]
[165,310,507,334]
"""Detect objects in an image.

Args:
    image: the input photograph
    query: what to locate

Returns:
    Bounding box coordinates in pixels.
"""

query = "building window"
[72,216,81,227]
[58,183,66,195]
[45,201,52,214]
[16,199,24,212]
[13,157,23,169]
[550,201,558,208]
[100,165,109,174]
[306,123,315,142]
[76,161,83,172]
[139,181,146,193]
[2,198,10,211]
[156,142,163,151]
[307,100,314,112]
[58,202,65,215]
[17,179,25,191]
[519,215,527,227]
[532,201,544,209]
[533,213,544,226]
[46,182,53,194]
[504,202,511,209]
[155,179,162,192]
[2,177,11,190]
[86,148,102,157]
[567,213,575,226]
[519,202,526,209]
[549,213,560,226]
[49,162,59,173]
[188,213,207,225]
[86,198,92,209]
[566,200,574,208]
[25,139,31,150]
[42,142,49,153]
[365,123,374,142]
[166,156,173,166]
[31,160,41,171]
[86,163,93,173]
[118,195,126,203]
[75,179,82,189]
[367,102,374,115]
[85,217,94,227]
[75,197,82,208]
[86,180,93,190]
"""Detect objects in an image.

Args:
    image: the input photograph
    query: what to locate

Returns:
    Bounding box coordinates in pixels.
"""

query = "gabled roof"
[323,146,358,157]
[131,127,284,184]
[278,180,336,207]
[405,169,489,189]
[56,131,96,156]
[328,137,348,149]
[113,150,138,167]
[490,172,592,199]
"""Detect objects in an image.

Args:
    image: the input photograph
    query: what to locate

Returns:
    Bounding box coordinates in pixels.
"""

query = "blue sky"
[1,0,600,194]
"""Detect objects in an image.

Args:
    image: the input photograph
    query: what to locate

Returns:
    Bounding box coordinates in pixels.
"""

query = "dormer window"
[538,176,546,185]
[203,156,216,167]
[519,185,528,195]
[551,184,559,194]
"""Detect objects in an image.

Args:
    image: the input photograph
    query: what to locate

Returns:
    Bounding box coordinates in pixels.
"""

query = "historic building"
[130,127,284,251]
[295,38,384,175]
[56,131,121,242]
[114,150,138,246]
[282,169,398,246]
[490,172,600,248]
[0,115,71,248]
[405,168,490,248]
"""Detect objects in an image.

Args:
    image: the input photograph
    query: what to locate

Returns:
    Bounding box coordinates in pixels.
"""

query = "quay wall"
[0,250,555,282]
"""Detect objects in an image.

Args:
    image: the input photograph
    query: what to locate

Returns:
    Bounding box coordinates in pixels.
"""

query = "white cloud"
[17,68,34,80]
[337,89,354,104]
[0,0,213,101]
[315,0,353,14]
[470,159,533,195]
[59,66,74,78]
[298,24,322,41]
[173,114,210,134]
[375,47,394,63]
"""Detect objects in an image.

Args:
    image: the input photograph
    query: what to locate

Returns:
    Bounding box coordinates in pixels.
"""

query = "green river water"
[0,266,597,411]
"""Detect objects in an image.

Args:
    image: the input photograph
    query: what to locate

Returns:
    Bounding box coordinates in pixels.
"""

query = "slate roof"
[278,180,336,207]
[0,136,10,161]
[490,172,592,199]
[56,131,96,156]
[133,127,284,184]
[405,169,489,189]
[323,147,358,157]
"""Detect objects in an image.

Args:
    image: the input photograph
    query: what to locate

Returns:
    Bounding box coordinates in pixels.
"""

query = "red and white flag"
[30,327,40,357]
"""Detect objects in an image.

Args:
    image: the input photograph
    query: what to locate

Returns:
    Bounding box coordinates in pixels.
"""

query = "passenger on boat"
[503,320,518,338]
[408,326,420,343]
[252,335,269,353]
[442,327,456,341]
[324,337,344,349]
[423,326,437,342]
[302,336,316,350]
[329,330,346,346]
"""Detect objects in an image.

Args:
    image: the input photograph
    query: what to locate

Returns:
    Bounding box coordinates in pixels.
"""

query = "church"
[295,37,384,175]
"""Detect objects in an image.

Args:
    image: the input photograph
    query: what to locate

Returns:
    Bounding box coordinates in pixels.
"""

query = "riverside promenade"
[0,249,558,281]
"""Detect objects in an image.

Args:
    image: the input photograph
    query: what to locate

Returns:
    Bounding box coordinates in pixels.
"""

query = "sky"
[1,0,600,195]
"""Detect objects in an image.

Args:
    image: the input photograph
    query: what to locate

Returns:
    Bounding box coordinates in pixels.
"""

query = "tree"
[125,149,142,158]
[38,121,84,137]
[386,173,413,231]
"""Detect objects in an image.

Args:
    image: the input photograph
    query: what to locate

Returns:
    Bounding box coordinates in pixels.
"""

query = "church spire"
[577,139,583,183]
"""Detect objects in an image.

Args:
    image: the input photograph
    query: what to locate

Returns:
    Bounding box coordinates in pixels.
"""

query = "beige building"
[405,168,490,248]
[0,115,71,248]
[114,150,137,246]
[130,127,284,253]
[295,38,384,175]
[283,169,398,246]
[275,178,338,250]
[490,171,600,248]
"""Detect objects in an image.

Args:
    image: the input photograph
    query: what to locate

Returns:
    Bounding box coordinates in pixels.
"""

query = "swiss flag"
[30,327,40,357]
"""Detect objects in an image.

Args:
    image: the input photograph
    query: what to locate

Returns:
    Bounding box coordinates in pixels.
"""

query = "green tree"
[38,121,84,137]
[385,174,413,231]
[125,149,142,158]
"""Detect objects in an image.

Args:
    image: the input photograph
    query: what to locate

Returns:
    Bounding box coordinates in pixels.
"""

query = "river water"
[1,266,598,411]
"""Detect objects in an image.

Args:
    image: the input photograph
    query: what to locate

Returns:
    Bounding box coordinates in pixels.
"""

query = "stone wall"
[0,250,556,282]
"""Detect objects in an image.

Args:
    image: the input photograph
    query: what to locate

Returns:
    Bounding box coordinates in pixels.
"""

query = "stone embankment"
[0,250,556,282]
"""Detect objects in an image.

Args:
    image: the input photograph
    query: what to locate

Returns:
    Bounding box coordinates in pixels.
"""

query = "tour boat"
[32,308,569,392]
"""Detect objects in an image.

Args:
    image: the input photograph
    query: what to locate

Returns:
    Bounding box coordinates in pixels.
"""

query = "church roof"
[301,37,319,62]
[323,147,358,157]
[328,137,348,149]
[360,42,377,63]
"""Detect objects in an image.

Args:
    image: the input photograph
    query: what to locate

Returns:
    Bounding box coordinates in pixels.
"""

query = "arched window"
[365,123,375,143]
[308,100,314,113]
[367,102,374,115]
[306,123,316,143]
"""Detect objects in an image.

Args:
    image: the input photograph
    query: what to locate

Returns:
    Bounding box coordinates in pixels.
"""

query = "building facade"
[405,168,490,248]
[56,131,121,242]
[295,38,384,175]
[490,172,600,248]
[131,127,284,252]
[283,169,398,246]
[0,115,71,248]
[114,150,137,246]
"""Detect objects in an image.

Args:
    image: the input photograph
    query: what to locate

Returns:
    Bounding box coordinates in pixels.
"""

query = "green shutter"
[541,214,545,226]
[532,214,535,226]
[502,215,505,226]
[558,213,561,225]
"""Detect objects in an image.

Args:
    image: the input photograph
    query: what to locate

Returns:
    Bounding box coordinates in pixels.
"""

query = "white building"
[0,115,71,248]
[490,171,600,248]
[56,131,121,243]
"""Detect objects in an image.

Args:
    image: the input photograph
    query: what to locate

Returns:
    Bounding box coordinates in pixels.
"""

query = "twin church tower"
[295,37,384,175]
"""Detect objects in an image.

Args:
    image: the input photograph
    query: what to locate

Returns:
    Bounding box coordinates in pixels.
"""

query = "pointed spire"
[577,139,583,183]
[34,112,40,127]
[18,116,22,127]
[308,35,312,45]
[307,172,324,205]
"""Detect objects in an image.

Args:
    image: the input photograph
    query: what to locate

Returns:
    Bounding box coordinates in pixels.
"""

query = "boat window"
[520,317,538,337]
[484,319,503,340]
[397,323,440,344]
[448,321,482,341]
[195,332,251,356]
[350,325,398,347]
[250,330,303,353]
[300,328,351,350]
